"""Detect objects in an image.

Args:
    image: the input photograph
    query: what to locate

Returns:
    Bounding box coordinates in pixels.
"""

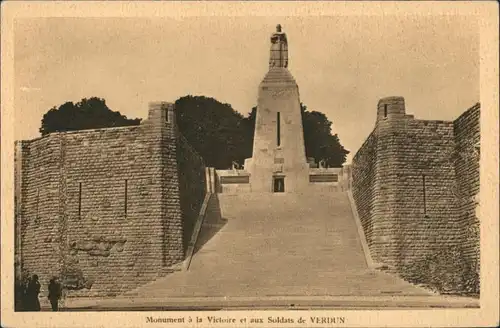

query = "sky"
[14,16,479,160]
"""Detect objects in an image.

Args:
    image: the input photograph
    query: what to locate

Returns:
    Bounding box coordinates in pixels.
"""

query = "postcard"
[1,1,498,327]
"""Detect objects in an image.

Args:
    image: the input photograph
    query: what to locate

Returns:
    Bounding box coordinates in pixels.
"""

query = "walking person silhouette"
[48,277,62,311]
[25,274,41,311]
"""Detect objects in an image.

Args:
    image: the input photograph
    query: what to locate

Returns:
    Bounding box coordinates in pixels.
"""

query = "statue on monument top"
[269,24,288,69]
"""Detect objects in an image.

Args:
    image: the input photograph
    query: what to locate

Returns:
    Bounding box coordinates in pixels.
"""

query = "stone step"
[126,191,432,298]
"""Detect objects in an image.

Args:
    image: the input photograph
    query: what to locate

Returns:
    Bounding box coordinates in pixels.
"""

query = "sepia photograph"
[1,1,498,327]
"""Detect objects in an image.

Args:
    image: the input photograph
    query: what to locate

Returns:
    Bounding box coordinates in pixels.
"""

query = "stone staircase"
[124,192,432,298]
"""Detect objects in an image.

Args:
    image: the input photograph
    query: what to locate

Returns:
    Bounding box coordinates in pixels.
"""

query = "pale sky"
[14,16,479,158]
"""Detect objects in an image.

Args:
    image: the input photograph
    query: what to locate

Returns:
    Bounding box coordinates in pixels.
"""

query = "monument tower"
[244,25,310,193]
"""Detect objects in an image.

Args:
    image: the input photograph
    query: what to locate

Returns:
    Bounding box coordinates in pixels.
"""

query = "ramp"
[125,192,432,298]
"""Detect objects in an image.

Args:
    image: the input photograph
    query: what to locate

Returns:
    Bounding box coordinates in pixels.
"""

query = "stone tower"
[244,25,310,193]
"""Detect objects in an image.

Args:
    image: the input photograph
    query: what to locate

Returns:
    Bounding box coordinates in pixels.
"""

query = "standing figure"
[269,24,288,69]
[15,277,27,311]
[48,277,62,311]
[25,274,41,311]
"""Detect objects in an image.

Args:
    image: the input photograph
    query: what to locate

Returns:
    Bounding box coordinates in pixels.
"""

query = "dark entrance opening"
[273,177,285,193]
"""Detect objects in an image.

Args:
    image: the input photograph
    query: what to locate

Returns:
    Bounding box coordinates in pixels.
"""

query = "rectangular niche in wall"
[273,177,285,193]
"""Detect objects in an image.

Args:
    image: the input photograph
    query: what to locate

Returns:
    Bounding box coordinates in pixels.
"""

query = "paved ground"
[39,192,479,310]
[126,192,431,299]
[45,295,478,311]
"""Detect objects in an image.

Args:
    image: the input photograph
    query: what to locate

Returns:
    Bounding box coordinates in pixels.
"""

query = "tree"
[240,106,257,160]
[301,104,349,167]
[40,95,349,168]
[174,96,249,169]
[40,97,141,136]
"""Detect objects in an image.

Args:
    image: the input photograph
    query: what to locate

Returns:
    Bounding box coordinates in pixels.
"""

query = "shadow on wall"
[400,245,479,297]
[176,135,207,253]
[193,194,228,255]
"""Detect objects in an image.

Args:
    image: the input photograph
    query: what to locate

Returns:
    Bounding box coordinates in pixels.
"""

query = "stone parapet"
[14,101,205,297]
[351,98,480,295]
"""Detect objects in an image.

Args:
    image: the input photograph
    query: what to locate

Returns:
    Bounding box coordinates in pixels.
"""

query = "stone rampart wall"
[177,134,207,250]
[351,132,377,248]
[15,137,64,292]
[377,118,459,268]
[351,98,480,295]
[15,103,206,297]
[453,104,480,273]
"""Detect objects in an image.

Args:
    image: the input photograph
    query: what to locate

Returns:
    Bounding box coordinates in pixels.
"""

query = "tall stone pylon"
[244,25,310,193]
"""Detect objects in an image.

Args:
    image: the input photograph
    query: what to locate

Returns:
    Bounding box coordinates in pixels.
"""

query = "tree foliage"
[301,104,349,167]
[40,97,141,136]
[40,95,349,169]
[175,96,250,169]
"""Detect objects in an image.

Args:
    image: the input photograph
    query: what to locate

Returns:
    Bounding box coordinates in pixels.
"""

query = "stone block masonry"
[14,102,206,297]
[453,104,480,275]
[176,134,207,251]
[351,97,480,295]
